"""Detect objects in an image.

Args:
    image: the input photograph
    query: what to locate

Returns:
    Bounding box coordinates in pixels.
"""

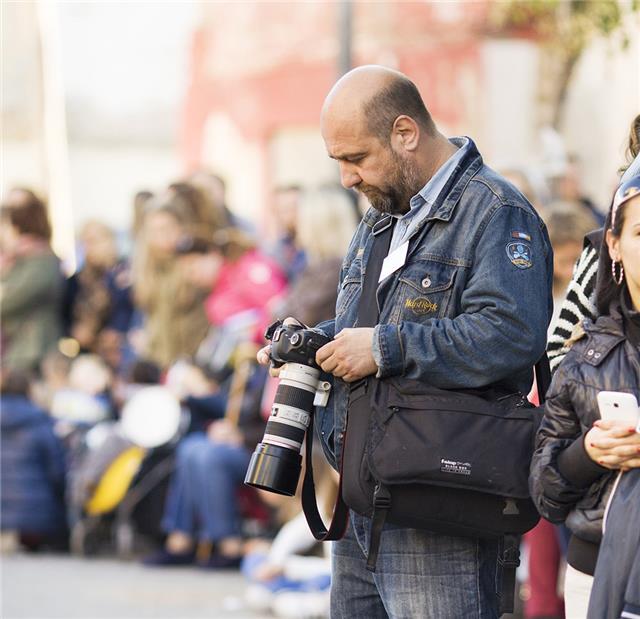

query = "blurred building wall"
[1,2,196,244]
[2,2,638,245]
[2,3,46,196]
[183,2,639,227]
[562,27,640,207]
[182,2,490,233]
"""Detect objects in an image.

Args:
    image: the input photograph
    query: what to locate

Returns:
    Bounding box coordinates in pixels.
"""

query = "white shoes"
[271,590,330,619]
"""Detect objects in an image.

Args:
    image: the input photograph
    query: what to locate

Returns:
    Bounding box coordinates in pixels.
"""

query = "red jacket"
[205,249,287,342]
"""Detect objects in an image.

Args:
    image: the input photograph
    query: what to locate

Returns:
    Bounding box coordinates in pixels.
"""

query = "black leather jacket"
[530,303,640,545]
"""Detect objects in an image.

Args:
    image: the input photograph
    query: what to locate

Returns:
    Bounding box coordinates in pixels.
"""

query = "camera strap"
[301,415,349,541]
[301,214,396,542]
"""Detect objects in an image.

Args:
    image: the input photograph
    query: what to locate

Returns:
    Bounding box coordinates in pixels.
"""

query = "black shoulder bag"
[301,215,549,615]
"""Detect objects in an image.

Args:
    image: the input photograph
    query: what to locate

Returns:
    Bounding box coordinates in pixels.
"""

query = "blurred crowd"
[0,124,635,617]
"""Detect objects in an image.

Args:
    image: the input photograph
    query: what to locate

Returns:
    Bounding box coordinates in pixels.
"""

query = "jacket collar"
[425,137,483,223]
[581,305,627,366]
[620,287,640,347]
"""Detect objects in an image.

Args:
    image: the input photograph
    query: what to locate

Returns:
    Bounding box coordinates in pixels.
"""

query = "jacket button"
[594,352,601,359]
[421,276,432,288]
[587,349,594,356]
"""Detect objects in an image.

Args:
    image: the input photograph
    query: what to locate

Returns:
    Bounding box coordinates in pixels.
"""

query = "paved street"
[2,553,258,619]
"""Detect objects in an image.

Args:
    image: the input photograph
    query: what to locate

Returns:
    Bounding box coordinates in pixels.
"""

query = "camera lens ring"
[245,328,332,496]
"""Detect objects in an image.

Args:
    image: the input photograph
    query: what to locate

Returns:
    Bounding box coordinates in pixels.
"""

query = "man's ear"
[391,115,420,152]
[606,228,620,262]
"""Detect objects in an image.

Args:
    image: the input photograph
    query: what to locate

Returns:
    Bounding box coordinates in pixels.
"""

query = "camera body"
[244,320,332,496]
[267,320,331,369]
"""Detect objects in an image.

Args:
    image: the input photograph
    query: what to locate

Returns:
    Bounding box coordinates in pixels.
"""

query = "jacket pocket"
[393,259,458,321]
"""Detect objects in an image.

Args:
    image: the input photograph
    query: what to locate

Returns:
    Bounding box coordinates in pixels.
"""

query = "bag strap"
[498,534,521,615]
[301,415,349,541]
[353,215,396,570]
[300,215,396,542]
[357,215,395,327]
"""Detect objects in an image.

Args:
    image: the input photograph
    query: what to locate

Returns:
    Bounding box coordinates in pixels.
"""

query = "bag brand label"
[440,459,472,476]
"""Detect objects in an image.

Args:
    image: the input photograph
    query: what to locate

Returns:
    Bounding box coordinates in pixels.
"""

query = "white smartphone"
[597,391,640,428]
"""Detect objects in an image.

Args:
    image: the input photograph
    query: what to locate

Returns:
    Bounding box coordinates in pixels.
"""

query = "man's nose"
[339,163,361,189]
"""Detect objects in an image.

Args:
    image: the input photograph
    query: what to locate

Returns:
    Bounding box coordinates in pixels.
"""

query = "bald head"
[322,65,435,144]
[320,66,452,214]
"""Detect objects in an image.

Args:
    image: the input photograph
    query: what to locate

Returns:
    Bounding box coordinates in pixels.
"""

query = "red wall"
[180,2,492,173]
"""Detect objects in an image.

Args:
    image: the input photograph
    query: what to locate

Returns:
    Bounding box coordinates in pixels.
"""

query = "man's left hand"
[316,327,378,382]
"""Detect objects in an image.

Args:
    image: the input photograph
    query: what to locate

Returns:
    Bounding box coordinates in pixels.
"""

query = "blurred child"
[63,220,134,368]
[50,354,113,429]
[0,370,67,550]
[242,451,338,618]
[545,202,598,333]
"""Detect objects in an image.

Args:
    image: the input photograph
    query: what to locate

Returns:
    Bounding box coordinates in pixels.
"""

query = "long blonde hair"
[296,186,358,263]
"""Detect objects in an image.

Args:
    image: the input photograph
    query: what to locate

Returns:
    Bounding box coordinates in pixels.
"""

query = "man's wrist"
[373,323,404,378]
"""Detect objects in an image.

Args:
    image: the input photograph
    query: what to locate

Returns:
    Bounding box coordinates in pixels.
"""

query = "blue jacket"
[588,469,640,619]
[0,396,67,533]
[316,139,553,469]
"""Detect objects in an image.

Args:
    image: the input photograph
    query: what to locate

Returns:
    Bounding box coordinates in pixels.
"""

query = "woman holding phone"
[530,174,640,618]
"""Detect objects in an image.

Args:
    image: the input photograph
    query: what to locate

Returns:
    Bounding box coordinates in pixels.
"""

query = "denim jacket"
[315,139,553,469]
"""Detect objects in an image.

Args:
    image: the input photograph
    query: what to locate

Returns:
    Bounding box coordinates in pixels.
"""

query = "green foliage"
[491,0,638,126]
[492,0,635,55]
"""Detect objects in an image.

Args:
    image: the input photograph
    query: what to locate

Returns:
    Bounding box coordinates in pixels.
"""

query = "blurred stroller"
[69,384,186,556]
[69,338,271,557]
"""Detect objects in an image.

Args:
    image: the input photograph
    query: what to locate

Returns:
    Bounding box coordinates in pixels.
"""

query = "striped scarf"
[547,244,599,371]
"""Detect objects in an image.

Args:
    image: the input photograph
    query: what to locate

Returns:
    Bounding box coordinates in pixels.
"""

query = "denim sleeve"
[315,319,336,339]
[374,204,552,387]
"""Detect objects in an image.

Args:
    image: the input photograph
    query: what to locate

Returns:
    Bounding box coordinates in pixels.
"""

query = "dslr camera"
[244,319,332,496]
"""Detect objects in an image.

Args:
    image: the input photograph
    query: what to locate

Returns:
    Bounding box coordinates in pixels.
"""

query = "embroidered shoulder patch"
[506,242,532,269]
[511,231,531,241]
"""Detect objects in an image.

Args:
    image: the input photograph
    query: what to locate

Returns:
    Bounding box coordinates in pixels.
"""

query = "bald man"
[258,66,553,617]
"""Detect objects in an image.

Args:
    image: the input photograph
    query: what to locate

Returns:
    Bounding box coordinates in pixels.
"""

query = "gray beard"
[365,172,422,216]
[367,192,404,215]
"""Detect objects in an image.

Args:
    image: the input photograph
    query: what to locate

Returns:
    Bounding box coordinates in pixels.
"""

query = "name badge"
[379,241,408,282]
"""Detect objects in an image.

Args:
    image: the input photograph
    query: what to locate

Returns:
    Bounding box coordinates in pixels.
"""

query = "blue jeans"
[161,433,250,542]
[331,511,501,619]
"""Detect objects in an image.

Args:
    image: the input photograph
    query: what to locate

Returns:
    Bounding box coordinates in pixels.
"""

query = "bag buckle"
[373,483,391,508]
[372,215,393,236]
[499,537,521,569]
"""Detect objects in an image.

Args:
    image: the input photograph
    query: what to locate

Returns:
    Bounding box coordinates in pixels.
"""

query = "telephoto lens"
[245,320,331,496]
